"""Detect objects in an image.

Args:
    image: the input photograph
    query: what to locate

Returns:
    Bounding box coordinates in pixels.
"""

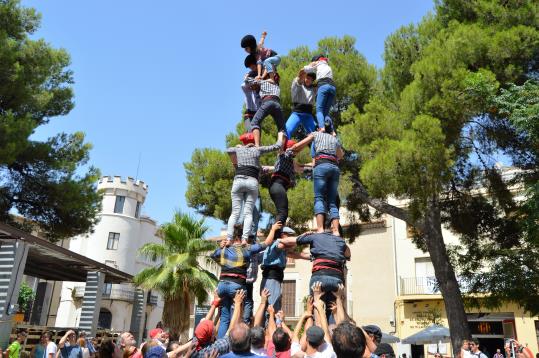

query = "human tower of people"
[188,32,383,358]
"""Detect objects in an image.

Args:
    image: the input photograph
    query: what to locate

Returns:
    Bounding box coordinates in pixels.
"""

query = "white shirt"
[291,342,336,358]
[81,348,90,358]
[304,61,333,81]
[251,347,267,356]
[45,342,57,358]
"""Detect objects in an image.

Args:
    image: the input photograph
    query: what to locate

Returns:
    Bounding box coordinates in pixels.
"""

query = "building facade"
[52,176,164,333]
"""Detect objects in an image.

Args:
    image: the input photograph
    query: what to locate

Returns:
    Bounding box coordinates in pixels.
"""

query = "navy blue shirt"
[296,232,347,262]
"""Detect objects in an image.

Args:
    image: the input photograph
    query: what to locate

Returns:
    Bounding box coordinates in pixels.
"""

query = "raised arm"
[278,310,293,338]
[258,31,267,50]
[331,284,348,325]
[203,290,221,321]
[336,146,344,161]
[226,289,246,335]
[59,330,74,349]
[286,249,310,261]
[312,283,331,344]
[258,132,284,154]
[290,134,314,154]
[293,296,313,343]
[254,288,270,327]
[267,305,277,339]
[263,221,282,247]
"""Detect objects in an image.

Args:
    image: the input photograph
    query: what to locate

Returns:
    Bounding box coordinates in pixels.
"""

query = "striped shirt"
[226,140,282,169]
[245,77,280,99]
[211,243,267,277]
[312,131,341,157]
[273,149,296,186]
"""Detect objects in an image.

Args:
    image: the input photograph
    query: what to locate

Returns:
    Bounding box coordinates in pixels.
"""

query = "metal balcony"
[399,276,440,295]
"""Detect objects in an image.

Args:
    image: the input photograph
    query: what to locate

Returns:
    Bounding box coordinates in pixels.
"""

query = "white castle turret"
[54,176,163,332]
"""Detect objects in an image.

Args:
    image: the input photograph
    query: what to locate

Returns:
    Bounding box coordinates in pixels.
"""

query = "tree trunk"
[423,200,471,356]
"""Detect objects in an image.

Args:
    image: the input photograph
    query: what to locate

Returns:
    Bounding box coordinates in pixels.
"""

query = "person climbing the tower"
[226,131,284,244]
[262,139,312,232]
[242,55,261,131]
[244,72,285,147]
[290,121,343,235]
[285,68,317,139]
[241,31,280,82]
[304,55,336,131]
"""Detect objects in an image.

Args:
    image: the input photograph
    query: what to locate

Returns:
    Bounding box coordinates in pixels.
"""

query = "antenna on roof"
[135,152,142,181]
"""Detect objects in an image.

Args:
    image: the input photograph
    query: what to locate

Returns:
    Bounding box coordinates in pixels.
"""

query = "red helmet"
[239,133,255,145]
[285,139,297,149]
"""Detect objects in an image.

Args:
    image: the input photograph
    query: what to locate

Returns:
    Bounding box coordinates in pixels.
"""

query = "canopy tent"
[381,332,401,343]
[402,324,450,345]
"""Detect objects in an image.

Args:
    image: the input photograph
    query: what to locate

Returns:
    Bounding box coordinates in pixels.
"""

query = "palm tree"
[133,212,217,341]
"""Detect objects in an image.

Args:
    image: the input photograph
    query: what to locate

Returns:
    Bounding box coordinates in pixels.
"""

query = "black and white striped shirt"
[274,150,296,185]
[245,77,280,99]
[312,131,341,157]
[227,140,282,169]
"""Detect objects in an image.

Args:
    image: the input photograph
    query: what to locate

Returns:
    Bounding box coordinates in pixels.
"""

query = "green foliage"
[0,0,101,240]
[133,212,217,336]
[17,281,34,313]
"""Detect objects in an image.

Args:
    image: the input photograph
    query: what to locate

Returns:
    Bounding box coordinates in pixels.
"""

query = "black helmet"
[241,35,257,51]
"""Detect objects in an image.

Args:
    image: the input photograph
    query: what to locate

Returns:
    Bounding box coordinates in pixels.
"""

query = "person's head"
[166,342,180,353]
[374,343,395,358]
[311,55,328,63]
[42,331,52,344]
[194,320,215,348]
[250,327,265,350]
[323,118,335,134]
[362,325,382,346]
[280,226,296,239]
[462,340,470,351]
[497,349,501,354]
[244,54,257,71]
[16,331,27,343]
[149,328,165,343]
[66,331,77,344]
[239,133,255,146]
[434,354,442,358]
[304,73,316,87]
[101,339,123,358]
[120,332,137,349]
[78,338,87,348]
[332,323,366,358]
[306,326,325,349]
[241,35,257,54]
[402,354,407,358]
[230,323,251,353]
[272,328,291,353]
[470,339,480,353]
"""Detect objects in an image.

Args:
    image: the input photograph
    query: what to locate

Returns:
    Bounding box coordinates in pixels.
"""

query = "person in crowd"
[243,74,285,147]
[226,132,284,243]
[259,222,309,316]
[5,331,26,358]
[290,126,343,235]
[462,340,471,358]
[212,222,276,337]
[148,329,168,349]
[78,332,95,358]
[241,32,280,82]
[332,323,377,358]
[241,63,261,131]
[191,290,246,358]
[493,348,504,358]
[77,338,89,358]
[303,55,336,131]
[285,69,317,139]
[266,305,292,358]
[120,331,141,358]
[249,327,266,356]
[141,341,166,358]
[373,344,395,358]
[469,340,487,358]
[31,333,46,358]
[59,330,82,358]
[278,231,350,313]
[362,325,382,358]
[43,331,57,358]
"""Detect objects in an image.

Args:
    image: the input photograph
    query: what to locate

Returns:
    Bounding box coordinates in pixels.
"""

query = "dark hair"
[331,323,366,358]
[244,54,257,68]
[230,325,251,353]
[272,328,290,352]
[306,72,316,81]
[100,339,116,358]
[241,35,257,53]
[250,327,265,349]
[324,118,335,133]
[472,339,480,346]
[42,331,52,340]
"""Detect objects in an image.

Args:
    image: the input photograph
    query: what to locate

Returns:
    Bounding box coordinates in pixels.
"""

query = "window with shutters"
[281,280,296,317]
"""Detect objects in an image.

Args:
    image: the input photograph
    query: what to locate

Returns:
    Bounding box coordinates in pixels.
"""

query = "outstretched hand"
[272,221,283,232]
[261,288,271,303]
[234,289,246,305]
[311,281,323,303]
[331,284,345,301]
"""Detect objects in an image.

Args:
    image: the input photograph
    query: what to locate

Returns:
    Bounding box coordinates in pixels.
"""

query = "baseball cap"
[239,133,255,145]
[374,343,395,358]
[306,326,325,346]
[149,328,163,339]
[362,325,382,342]
[281,227,296,235]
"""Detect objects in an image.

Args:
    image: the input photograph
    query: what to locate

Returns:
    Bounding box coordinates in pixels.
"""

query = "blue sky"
[24,0,434,235]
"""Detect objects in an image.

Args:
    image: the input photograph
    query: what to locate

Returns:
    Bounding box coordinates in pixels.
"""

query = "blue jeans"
[263,55,281,73]
[243,283,254,325]
[261,278,282,311]
[316,84,336,129]
[313,163,340,220]
[285,112,317,139]
[217,280,245,338]
[309,274,343,322]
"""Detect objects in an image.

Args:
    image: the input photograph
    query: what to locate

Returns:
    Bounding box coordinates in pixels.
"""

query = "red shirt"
[267,341,291,358]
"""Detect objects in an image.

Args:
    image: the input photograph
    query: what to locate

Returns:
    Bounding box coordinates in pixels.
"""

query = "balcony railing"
[399,276,440,295]
[73,285,158,305]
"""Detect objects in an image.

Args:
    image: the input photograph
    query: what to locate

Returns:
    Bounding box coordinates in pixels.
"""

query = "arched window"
[98,308,112,329]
